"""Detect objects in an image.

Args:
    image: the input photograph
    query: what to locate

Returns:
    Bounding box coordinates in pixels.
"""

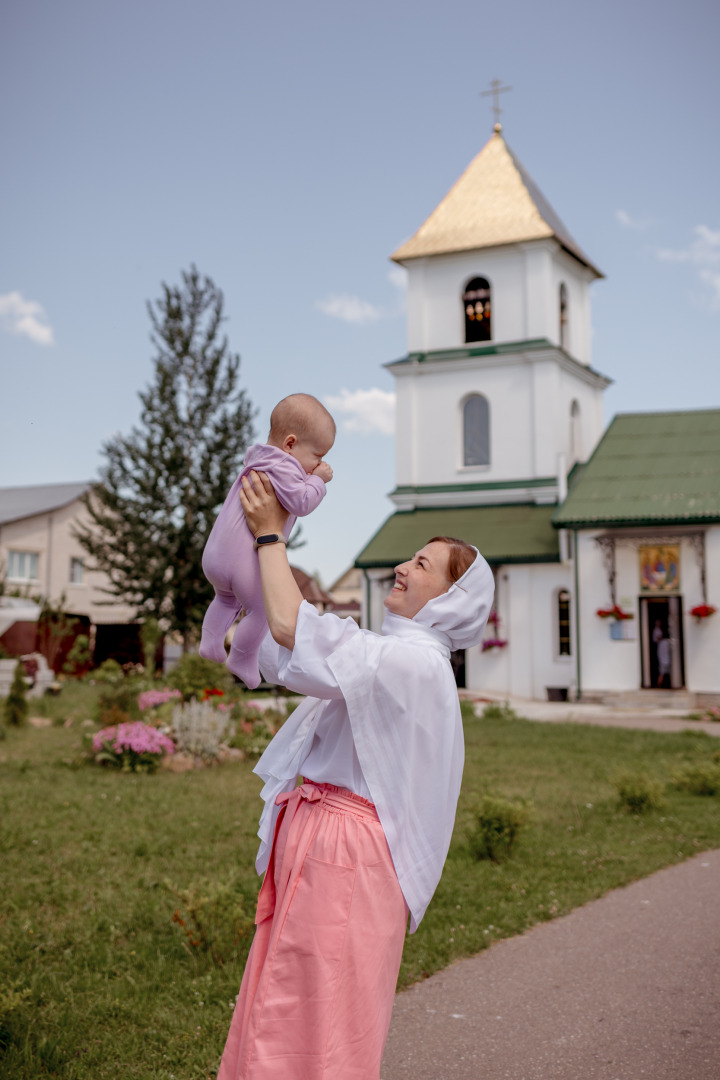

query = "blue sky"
[2,0,718,585]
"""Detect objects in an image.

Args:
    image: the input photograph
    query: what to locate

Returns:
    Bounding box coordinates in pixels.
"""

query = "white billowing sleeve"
[256,602,465,932]
[259,602,359,700]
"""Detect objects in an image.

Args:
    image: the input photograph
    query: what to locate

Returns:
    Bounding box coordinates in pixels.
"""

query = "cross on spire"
[481,78,512,131]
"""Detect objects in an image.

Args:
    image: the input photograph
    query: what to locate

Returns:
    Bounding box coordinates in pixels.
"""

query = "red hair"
[427,536,476,583]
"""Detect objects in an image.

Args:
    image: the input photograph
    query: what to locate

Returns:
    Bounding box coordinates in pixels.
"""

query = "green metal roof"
[355,504,560,568]
[553,409,720,528]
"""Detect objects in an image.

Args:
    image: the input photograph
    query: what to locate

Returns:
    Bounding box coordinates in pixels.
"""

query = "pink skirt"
[217,780,408,1080]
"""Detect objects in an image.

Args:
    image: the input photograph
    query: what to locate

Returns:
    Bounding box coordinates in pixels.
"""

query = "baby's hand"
[313,461,333,483]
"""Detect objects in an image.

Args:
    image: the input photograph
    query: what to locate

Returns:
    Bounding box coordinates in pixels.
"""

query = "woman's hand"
[239,471,289,538]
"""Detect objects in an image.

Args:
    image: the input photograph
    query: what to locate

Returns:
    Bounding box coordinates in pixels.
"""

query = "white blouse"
[255,601,465,933]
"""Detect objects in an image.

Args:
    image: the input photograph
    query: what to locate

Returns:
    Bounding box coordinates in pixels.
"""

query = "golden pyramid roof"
[391,128,602,276]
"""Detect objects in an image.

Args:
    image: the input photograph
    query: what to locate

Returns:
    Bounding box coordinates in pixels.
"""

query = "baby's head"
[268,393,336,474]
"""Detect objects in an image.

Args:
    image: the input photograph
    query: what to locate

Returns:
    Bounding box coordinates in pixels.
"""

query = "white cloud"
[316,268,407,325]
[615,209,652,231]
[656,224,720,265]
[0,290,55,345]
[655,225,720,309]
[315,294,383,324]
[324,387,396,436]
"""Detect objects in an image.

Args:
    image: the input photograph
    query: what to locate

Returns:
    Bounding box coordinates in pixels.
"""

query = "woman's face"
[384,542,452,620]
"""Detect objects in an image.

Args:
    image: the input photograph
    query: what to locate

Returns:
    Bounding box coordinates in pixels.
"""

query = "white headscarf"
[254,547,495,931]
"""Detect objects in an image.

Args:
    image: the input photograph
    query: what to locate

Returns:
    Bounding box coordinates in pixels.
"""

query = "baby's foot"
[226,652,261,689]
[199,636,228,664]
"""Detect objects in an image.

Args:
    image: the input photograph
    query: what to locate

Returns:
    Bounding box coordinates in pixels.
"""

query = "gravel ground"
[382,846,720,1079]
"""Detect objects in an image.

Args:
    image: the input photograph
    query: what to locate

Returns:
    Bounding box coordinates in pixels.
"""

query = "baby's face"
[286,422,335,474]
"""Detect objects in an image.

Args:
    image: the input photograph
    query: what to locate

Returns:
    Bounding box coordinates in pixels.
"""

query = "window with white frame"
[7,550,39,582]
[462,393,490,467]
[69,557,84,585]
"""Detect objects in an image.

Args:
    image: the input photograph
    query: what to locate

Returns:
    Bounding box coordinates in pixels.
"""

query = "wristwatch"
[253,534,288,550]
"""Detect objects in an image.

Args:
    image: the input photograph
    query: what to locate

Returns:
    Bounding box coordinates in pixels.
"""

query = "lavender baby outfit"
[199,443,327,688]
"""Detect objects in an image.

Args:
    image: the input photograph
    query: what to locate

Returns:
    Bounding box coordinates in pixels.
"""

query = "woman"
[218,471,494,1080]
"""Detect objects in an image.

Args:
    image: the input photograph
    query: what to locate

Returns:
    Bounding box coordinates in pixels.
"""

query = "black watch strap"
[253,533,288,550]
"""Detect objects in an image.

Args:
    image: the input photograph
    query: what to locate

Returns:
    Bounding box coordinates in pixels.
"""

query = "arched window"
[463,394,490,466]
[570,399,581,463]
[559,283,568,349]
[557,588,571,656]
[463,277,492,343]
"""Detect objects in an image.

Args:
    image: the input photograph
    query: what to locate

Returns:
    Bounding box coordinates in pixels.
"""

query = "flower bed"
[92,721,175,772]
[138,688,182,711]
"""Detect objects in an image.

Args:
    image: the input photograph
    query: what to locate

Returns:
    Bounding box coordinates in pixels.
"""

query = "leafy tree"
[76,266,256,650]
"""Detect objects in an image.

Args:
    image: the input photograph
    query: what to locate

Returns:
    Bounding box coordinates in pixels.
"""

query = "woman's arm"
[239,470,303,649]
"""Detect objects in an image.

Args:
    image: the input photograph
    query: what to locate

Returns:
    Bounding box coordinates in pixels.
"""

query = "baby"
[199,393,335,688]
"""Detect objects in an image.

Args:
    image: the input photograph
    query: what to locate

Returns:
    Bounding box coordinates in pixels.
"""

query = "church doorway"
[639,596,685,689]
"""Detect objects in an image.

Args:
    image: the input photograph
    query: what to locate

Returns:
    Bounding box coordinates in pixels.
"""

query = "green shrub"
[167,653,233,701]
[469,794,533,861]
[167,878,254,966]
[94,679,144,724]
[3,662,29,727]
[612,770,665,814]
[480,700,518,722]
[227,704,285,758]
[93,658,124,684]
[62,634,91,675]
[672,763,720,797]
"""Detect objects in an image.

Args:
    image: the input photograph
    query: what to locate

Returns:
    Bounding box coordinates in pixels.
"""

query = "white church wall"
[550,250,593,365]
[576,533,638,693]
[684,526,720,693]
[466,563,574,699]
[394,361,536,487]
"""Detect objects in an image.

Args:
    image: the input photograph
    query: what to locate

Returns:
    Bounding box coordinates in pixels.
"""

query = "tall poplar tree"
[76,266,255,649]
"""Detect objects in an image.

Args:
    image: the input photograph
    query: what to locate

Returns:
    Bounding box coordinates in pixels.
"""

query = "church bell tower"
[387,122,610,510]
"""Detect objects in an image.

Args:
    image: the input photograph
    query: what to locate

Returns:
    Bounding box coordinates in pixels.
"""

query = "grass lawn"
[2,690,719,1079]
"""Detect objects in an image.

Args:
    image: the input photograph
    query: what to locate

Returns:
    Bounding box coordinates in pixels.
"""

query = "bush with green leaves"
[480,700,518,722]
[92,658,125,684]
[171,698,232,760]
[228,702,285,758]
[93,677,146,725]
[470,794,533,862]
[167,652,233,701]
[167,877,254,966]
[612,770,665,814]
[3,662,29,727]
[672,762,720,797]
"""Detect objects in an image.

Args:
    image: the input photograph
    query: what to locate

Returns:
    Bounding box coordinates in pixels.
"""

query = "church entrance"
[639,596,685,689]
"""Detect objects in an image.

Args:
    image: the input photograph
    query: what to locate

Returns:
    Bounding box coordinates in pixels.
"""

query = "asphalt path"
[382,850,720,1079]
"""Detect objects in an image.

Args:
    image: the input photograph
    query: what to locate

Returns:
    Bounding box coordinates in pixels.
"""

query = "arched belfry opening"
[570,399,581,464]
[463,277,492,343]
[559,283,569,350]
[462,394,490,466]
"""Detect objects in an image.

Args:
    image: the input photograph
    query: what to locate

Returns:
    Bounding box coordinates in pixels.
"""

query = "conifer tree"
[4,661,29,727]
[76,266,255,650]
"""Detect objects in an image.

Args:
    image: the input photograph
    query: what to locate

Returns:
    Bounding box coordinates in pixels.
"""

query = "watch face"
[258,534,279,544]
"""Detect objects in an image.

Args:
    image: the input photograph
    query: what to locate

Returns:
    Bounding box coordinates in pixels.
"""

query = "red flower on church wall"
[689,604,716,622]
[596,604,634,621]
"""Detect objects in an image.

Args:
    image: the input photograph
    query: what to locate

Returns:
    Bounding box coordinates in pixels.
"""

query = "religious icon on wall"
[639,544,680,593]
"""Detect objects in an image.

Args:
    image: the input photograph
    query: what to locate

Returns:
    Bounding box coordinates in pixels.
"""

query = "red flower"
[596,605,633,620]
[690,604,716,621]
[201,687,225,701]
